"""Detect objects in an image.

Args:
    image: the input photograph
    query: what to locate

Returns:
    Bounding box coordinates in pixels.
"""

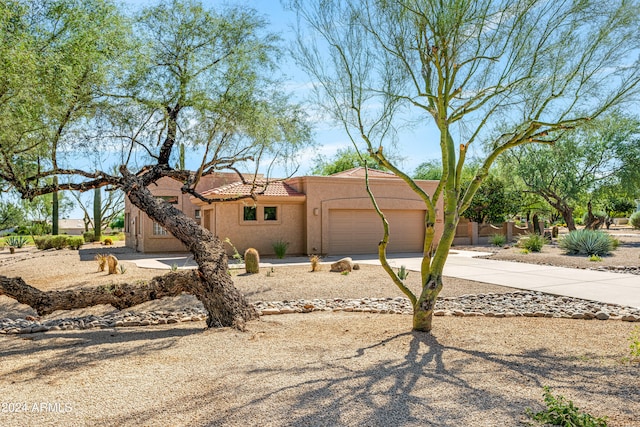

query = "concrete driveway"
[129,250,640,309]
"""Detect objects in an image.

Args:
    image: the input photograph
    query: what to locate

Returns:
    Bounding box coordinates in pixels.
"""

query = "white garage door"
[328,209,425,254]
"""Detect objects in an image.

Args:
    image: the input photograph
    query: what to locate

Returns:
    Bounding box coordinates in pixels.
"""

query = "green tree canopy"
[310,146,385,175]
[0,0,311,328]
[290,0,640,331]
[500,113,640,230]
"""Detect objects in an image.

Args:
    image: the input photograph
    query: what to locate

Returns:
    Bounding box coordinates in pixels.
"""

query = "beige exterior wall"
[202,197,306,257]
[126,172,442,256]
[286,176,443,255]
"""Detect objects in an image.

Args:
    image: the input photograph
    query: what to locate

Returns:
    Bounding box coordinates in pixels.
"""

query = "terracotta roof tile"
[201,180,304,198]
[330,167,396,178]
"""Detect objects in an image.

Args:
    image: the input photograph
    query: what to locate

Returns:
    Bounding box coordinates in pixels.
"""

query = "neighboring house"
[58,219,86,235]
[58,219,115,236]
[124,168,443,256]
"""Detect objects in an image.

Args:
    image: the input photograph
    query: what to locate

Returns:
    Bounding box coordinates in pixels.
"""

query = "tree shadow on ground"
[0,326,204,382]
[100,330,639,426]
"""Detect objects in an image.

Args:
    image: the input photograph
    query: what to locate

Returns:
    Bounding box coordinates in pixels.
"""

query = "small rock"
[595,311,610,320]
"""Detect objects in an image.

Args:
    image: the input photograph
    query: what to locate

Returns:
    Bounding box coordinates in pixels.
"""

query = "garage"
[328,209,425,254]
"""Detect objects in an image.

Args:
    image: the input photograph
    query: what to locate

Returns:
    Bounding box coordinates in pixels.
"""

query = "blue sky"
[59,0,441,219]
[116,0,439,177]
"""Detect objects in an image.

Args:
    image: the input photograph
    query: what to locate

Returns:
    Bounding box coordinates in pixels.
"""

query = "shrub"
[95,254,107,271]
[5,235,28,248]
[583,210,606,224]
[489,234,506,246]
[559,229,614,256]
[49,235,68,250]
[103,237,113,246]
[244,248,260,274]
[526,386,607,427]
[83,231,97,242]
[630,211,640,230]
[272,239,289,259]
[68,236,84,250]
[33,236,50,250]
[309,254,321,272]
[518,233,545,252]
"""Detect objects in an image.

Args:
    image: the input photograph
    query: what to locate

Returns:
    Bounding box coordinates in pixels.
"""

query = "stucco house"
[124,168,443,256]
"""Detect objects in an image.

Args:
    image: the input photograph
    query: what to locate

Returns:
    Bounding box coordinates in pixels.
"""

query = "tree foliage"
[500,113,640,230]
[0,202,25,231]
[415,160,519,223]
[310,146,384,175]
[0,0,311,328]
[289,0,640,331]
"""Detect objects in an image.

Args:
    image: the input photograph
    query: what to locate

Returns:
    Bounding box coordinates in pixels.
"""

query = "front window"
[243,206,257,221]
[153,222,168,236]
[264,206,277,221]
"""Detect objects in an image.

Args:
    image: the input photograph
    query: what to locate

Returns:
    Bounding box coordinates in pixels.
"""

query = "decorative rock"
[330,257,353,273]
[2,290,640,335]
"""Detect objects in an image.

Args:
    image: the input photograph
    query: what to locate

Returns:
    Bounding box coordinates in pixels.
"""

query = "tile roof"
[201,180,305,198]
[330,167,397,178]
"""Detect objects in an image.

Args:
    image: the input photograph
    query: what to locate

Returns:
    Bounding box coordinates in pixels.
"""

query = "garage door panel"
[328,209,424,254]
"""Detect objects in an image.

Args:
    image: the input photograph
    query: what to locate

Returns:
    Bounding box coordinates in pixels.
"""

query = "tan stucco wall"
[286,176,443,255]
[126,172,442,256]
[205,197,306,257]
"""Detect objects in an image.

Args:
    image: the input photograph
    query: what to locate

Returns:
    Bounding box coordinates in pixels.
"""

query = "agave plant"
[5,235,28,248]
[559,229,614,256]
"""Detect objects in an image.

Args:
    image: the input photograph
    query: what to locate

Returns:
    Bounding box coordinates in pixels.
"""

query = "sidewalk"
[129,250,640,309]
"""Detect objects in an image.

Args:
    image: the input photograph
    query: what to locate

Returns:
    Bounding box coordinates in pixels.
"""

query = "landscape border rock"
[2,291,639,335]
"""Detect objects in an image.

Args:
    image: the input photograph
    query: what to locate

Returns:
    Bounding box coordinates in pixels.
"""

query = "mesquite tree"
[0,0,309,328]
[289,0,640,331]
[500,113,640,231]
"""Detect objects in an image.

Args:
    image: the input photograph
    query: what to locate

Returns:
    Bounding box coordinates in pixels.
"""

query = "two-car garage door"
[328,209,425,254]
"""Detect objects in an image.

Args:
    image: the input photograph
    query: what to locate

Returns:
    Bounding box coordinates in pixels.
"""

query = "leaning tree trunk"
[121,171,257,329]
[0,271,201,316]
[0,171,258,330]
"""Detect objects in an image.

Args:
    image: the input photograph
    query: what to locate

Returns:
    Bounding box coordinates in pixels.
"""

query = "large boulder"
[330,257,353,273]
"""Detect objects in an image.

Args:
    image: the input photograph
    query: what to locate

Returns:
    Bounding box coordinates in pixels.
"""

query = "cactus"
[397,265,409,281]
[244,248,260,274]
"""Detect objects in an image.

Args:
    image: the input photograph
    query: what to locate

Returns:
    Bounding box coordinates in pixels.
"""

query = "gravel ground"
[1,233,639,426]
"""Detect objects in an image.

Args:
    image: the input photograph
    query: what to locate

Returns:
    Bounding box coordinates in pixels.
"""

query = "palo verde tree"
[289,0,640,331]
[0,0,310,329]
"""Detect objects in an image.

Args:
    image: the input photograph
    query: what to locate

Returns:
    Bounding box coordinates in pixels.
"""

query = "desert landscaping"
[0,228,639,426]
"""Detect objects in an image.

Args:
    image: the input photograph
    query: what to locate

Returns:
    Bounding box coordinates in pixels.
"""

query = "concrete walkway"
[129,250,640,309]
